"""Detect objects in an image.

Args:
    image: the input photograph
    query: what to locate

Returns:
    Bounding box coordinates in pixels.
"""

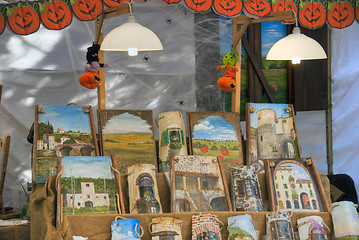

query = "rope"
[56,166,63,188]
[111,166,121,175]
[115,193,121,214]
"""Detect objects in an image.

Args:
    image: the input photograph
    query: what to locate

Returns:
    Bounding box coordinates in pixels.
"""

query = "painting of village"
[188,112,243,173]
[273,161,320,212]
[35,105,97,183]
[172,155,229,212]
[246,103,301,173]
[59,156,119,221]
[98,110,157,174]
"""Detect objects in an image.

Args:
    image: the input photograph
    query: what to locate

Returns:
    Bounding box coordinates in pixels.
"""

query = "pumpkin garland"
[6,2,40,35]
[39,0,72,30]
[0,0,358,36]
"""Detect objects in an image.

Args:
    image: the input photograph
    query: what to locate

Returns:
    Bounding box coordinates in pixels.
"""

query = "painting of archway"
[294,200,300,209]
[136,174,155,200]
[283,141,295,158]
[85,201,93,207]
[286,200,291,209]
[210,197,227,211]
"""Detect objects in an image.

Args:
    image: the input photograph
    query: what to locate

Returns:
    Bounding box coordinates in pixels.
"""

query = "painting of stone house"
[171,155,231,212]
[58,156,121,225]
[33,105,99,183]
[246,103,301,173]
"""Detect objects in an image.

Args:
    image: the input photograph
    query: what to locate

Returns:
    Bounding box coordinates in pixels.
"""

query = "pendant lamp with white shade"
[100,3,163,56]
[266,11,327,64]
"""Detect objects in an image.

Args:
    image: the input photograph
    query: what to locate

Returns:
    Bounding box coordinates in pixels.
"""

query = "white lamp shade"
[100,15,163,52]
[266,27,327,61]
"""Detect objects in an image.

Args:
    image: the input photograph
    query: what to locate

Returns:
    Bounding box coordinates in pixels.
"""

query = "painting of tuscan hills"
[34,105,98,183]
[246,103,301,173]
[98,110,157,174]
[187,112,244,173]
[58,156,119,225]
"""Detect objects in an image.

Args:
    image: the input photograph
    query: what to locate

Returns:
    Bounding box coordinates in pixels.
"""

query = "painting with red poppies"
[187,112,244,173]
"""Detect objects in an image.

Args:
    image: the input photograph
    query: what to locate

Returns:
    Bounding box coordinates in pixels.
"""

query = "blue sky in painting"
[61,156,113,179]
[38,105,91,133]
[262,21,286,56]
[193,116,237,141]
[250,103,290,128]
[103,112,152,134]
[219,17,286,57]
[111,219,139,239]
[280,163,311,180]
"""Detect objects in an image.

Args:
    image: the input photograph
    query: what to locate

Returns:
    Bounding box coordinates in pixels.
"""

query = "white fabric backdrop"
[331,22,359,198]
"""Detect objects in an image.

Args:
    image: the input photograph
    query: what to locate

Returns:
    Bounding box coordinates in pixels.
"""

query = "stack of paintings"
[33,105,99,183]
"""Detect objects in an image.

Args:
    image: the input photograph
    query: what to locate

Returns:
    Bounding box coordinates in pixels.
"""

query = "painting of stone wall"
[246,103,301,173]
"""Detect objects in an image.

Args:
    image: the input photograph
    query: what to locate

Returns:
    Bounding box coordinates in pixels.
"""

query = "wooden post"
[0,136,11,216]
[95,19,106,110]
[232,17,242,114]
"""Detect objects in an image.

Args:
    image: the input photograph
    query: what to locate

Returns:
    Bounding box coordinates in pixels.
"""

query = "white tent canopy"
[0,1,358,209]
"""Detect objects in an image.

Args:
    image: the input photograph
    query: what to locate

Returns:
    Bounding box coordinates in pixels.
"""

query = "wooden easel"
[0,136,11,219]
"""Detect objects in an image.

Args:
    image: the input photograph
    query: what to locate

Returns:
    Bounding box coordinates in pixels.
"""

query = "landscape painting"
[171,155,231,212]
[246,103,301,173]
[33,105,98,183]
[57,156,121,226]
[98,110,157,174]
[187,112,243,173]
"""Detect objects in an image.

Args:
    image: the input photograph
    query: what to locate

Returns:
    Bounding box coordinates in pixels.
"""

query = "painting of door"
[176,199,190,212]
[301,192,311,209]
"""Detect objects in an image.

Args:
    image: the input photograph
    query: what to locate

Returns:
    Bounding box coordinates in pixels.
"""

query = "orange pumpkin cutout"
[6,3,40,35]
[272,0,297,23]
[213,0,243,17]
[39,0,72,30]
[70,0,103,21]
[79,72,101,89]
[0,11,5,35]
[298,1,326,29]
[103,0,129,8]
[184,0,213,12]
[243,0,271,17]
[162,0,181,3]
[327,1,354,28]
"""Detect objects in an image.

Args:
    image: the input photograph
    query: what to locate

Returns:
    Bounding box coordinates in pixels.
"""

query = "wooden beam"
[94,5,131,110]
[232,17,242,113]
[235,11,295,25]
[232,18,252,50]
[241,36,277,103]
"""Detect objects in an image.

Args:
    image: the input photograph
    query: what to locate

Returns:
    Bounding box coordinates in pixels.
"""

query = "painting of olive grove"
[58,156,120,225]
[33,105,98,183]
[187,112,243,173]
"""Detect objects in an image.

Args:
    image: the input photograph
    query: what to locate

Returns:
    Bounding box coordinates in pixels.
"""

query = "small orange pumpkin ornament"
[79,72,101,89]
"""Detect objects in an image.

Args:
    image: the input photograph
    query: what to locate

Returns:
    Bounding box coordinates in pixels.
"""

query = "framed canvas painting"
[187,112,244,173]
[171,155,231,212]
[246,103,301,173]
[98,110,157,174]
[264,157,330,212]
[32,105,99,183]
[56,156,124,227]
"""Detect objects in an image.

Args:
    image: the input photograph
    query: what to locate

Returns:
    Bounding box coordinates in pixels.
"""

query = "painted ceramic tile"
[157,111,188,172]
[111,217,142,239]
[150,217,182,240]
[34,105,98,183]
[265,158,329,212]
[246,103,300,173]
[58,156,120,224]
[264,212,295,240]
[98,110,157,174]
[171,155,231,212]
[192,213,222,240]
[227,214,257,240]
[230,166,264,212]
[127,164,162,214]
[188,112,244,173]
[297,215,328,240]
[331,201,359,238]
